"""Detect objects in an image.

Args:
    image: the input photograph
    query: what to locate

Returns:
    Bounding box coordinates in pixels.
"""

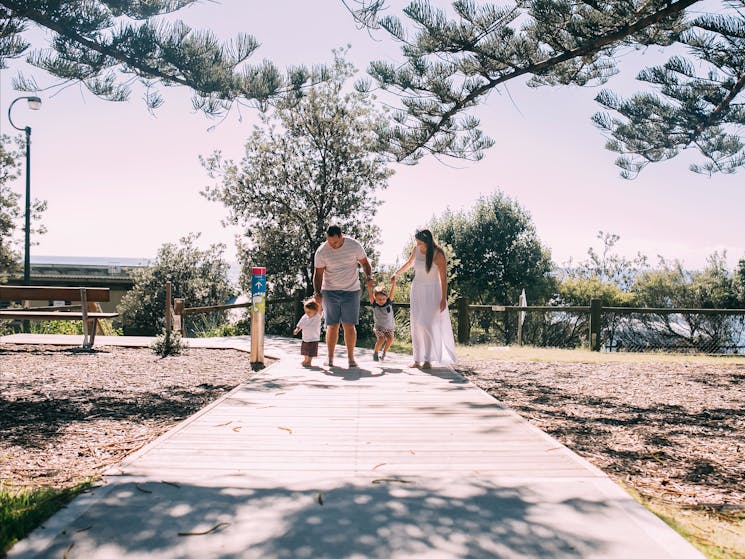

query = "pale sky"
[0,0,742,278]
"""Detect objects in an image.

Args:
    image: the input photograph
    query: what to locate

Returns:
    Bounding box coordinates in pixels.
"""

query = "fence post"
[589,298,602,351]
[250,267,267,367]
[456,297,470,344]
[165,281,172,333]
[294,289,305,326]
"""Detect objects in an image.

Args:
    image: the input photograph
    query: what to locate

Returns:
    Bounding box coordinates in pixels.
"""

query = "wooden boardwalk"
[7,336,704,558]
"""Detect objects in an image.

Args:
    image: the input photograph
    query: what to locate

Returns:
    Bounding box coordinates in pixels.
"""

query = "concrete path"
[5,336,704,558]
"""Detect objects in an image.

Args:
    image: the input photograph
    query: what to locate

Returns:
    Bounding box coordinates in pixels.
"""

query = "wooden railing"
[162,285,745,353]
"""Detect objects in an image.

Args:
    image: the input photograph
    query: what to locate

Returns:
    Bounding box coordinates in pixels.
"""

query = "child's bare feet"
[408,362,420,368]
[422,361,432,369]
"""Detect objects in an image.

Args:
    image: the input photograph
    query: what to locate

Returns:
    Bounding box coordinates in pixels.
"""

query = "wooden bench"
[0,285,119,349]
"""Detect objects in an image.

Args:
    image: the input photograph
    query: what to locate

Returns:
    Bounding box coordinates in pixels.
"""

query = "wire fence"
[461,303,745,354]
[601,308,745,354]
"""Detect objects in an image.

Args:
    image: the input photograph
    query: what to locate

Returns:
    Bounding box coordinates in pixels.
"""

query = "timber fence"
[167,286,745,354]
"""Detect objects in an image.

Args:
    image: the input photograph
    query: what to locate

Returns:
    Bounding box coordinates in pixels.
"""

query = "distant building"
[9,256,150,312]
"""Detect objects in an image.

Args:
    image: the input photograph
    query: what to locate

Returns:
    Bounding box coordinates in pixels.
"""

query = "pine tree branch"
[3,0,197,88]
[388,0,702,160]
[695,69,745,136]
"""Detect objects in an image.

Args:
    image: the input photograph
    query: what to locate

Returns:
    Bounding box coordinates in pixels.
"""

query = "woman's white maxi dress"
[410,250,457,365]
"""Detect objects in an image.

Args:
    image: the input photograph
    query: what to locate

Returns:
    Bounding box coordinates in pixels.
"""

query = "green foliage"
[558,277,633,307]
[594,8,745,177]
[189,312,249,338]
[118,233,235,335]
[620,252,744,351]
[24,320,122,336]
[735,258,745,305]
[1,480,92,555]
[350,0,744,175]
[0,133,47,283]
[29,320,83,335]
[0,134,22,283]
[631,252,740,309]
[562,231,649,292]
[151,328,184,357]
[427,191,555,306]
[0,0,327,116]
[203,52,392,334]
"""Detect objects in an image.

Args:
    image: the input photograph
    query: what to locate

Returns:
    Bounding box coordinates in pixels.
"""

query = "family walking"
[296,224,456,368]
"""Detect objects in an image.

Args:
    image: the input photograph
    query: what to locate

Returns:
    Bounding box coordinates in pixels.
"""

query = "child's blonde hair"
[373,285,388,297]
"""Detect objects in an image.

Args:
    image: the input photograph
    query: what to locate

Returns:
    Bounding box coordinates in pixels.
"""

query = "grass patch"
[621,484,745,559]
[457,344,745,365]
[0,480,93,555]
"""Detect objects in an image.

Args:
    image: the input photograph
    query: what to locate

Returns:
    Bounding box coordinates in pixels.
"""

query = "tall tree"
[202,54,393,314]
[0,135,22,283]
[427,191,554,305]
[346,0,744,176]
[562,231,649,292]
[0,0,326,114]
[0,134,45,283]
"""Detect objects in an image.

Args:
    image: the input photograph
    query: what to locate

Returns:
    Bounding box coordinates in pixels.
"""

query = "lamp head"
[27,97,42,110]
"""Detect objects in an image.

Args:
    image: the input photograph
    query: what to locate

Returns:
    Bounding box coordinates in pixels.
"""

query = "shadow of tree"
[21,478,623,559]
[0,386,236,448]
[458,363,745,498]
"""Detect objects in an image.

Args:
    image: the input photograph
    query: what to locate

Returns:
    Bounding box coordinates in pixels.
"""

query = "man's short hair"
[326,225,342,237]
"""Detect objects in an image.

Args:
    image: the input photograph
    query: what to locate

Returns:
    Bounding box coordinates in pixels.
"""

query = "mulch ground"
[0,344,255,488]
[2,343,743,520]
[457,359,745,511]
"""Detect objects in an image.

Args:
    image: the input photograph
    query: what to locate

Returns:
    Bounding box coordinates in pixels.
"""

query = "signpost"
[250,267,267,366]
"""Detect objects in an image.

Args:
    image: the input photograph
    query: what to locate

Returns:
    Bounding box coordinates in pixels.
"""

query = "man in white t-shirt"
[313,225,374,368]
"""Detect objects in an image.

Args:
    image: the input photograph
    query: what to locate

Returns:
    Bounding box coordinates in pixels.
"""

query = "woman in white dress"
[392,229,457,368]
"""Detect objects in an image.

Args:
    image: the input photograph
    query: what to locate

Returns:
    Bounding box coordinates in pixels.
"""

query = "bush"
[151,328,184,357]
[118,234,235,336]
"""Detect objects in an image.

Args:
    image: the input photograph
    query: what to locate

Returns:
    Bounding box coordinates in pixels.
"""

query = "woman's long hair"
[415,229,440,273]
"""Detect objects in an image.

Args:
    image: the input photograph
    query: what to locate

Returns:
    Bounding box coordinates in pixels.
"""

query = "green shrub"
[151,328,184,357]
[119,234,235,336]
[29,320,83,335]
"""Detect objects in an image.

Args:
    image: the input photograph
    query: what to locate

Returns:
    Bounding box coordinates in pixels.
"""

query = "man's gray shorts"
[322,290,360,326]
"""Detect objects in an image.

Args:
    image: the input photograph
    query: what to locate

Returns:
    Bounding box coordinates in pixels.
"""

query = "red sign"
[251,267,266,275]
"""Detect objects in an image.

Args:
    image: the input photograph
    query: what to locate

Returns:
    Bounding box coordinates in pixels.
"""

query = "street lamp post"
[8,96,42,285]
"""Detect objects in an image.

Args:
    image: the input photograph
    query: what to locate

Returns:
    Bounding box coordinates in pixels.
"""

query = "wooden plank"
[0,311,118,320]
[0,285,111,302]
